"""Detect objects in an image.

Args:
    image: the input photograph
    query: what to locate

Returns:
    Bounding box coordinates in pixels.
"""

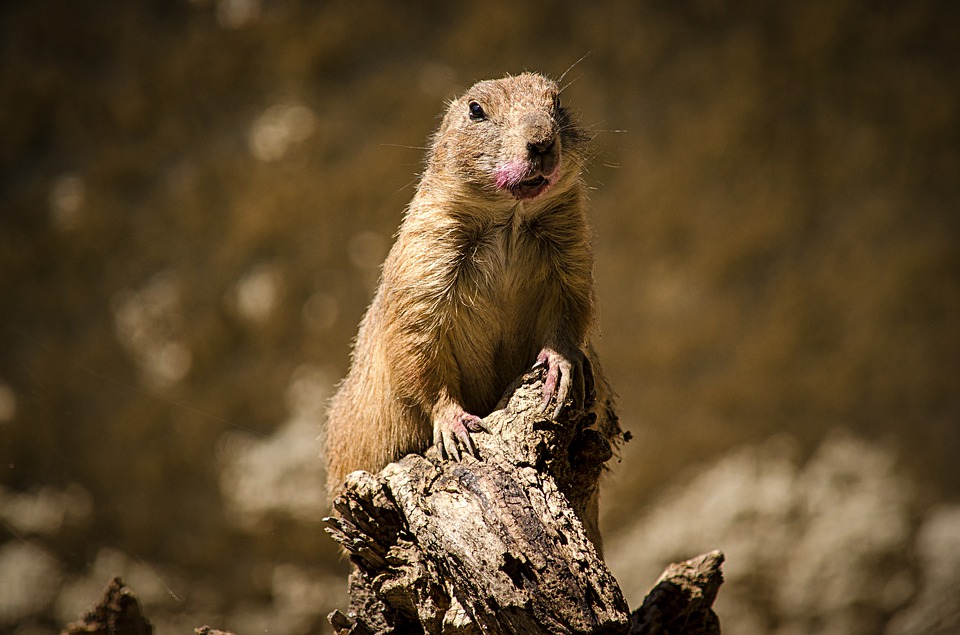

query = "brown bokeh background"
[1,1,958,634]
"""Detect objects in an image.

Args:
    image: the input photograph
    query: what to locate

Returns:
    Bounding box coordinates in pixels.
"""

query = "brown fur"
[323,72,619,550]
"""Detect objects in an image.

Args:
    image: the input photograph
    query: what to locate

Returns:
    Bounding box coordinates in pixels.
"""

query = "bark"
[324,369,724,634]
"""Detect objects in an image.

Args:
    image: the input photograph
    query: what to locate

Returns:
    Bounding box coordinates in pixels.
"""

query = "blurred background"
[1,1,958,634]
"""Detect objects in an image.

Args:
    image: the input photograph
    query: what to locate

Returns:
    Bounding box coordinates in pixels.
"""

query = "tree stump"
[324,368,724,634]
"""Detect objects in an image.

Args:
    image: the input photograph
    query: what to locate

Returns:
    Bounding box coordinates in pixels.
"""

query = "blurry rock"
[218,364,333,527]
[112,273,192,389]
[607,431,920,635]
[0,541,62,627]
[885,505,960,635]
[0,484,92,536]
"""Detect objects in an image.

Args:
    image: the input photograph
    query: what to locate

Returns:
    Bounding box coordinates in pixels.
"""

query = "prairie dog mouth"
[495,161,559,200]
[511,174,550,199]
[520,175,547,187]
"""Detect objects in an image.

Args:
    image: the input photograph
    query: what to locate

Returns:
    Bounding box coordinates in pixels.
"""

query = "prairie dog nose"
[527,137,556,157]
[520,111,556,157]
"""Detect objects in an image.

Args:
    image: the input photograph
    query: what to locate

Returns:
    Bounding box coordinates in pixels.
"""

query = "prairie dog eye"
[468,101,486,120]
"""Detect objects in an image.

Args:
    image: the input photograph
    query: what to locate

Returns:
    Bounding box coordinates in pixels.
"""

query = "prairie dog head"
[426,73,588,203]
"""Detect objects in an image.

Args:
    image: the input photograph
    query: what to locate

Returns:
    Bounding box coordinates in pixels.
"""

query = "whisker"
[559,53,592,91]
[380,143,429,151]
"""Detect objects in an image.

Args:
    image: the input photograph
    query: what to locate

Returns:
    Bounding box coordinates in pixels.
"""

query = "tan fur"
[323,73,619,550]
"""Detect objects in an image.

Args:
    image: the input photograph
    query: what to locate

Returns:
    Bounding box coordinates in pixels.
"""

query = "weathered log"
[324,369,724,634]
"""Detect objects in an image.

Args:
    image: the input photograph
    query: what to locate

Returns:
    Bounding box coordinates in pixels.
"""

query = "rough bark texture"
[629,551,725,635]
[324,368,724,634]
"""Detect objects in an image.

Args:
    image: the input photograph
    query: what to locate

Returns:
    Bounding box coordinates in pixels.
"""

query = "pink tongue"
[495,161,530,190]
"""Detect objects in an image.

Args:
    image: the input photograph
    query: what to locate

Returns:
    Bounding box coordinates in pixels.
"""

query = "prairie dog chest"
[443,216,555,407]
[470,213,555,317]
[449,222,558,381]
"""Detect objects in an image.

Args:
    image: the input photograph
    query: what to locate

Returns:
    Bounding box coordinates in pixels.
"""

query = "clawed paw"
[435,408,487,461]
[535,347,585,418]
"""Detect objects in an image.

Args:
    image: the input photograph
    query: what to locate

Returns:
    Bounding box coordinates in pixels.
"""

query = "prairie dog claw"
[536,347,584,418]
[435,407,486,461]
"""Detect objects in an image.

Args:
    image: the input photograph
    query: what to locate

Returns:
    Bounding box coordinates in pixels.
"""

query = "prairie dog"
[324,72,619,544]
